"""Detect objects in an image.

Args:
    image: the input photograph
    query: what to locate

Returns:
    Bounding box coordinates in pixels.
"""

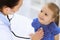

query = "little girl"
[32,3,60,40]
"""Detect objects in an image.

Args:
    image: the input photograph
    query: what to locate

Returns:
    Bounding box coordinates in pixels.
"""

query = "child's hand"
[30,28,44,40]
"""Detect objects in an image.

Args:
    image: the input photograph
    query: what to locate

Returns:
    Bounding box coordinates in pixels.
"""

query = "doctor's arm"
[0,25,13,40]
[30,28,44,40]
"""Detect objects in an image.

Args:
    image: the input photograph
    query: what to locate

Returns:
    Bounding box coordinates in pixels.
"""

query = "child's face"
[38,6,55,25]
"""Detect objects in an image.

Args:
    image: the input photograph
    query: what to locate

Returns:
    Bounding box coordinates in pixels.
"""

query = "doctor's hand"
[30,28,44,40]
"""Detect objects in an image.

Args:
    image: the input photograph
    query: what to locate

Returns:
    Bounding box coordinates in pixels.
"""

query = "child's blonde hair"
[47,3,59,26]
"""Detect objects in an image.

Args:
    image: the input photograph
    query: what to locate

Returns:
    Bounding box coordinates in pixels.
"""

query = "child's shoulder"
[49,22,58,28]
[49,22,60,35]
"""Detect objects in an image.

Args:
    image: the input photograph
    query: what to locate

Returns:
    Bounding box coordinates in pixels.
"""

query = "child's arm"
[54,34,59,40]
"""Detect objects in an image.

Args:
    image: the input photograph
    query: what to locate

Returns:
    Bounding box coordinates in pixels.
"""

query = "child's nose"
[40,13,44,17]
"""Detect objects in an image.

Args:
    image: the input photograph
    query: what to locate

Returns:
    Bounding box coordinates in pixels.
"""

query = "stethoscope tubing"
[7,15,30,39]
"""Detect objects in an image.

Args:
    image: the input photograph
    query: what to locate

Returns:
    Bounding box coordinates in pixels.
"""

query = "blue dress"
[32,18,60,40]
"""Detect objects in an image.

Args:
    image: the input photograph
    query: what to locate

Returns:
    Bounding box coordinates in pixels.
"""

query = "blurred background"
[18,0,60,19]
[16,0,60,40]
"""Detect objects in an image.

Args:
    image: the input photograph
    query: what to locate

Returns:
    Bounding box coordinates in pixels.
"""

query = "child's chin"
[40,21,48,25]
[40,21,44,24]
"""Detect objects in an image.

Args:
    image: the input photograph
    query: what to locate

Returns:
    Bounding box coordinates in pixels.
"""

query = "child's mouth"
[39,17,44,20]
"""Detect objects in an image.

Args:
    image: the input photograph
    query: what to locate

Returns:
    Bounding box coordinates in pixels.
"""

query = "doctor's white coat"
[10,14,35,40]
[0,12,13,40]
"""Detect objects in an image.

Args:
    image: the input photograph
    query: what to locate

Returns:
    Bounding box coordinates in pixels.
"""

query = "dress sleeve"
[31,18,41,32]
[0,24,13,40]
[53,27,60,35]
[51,23,60,36]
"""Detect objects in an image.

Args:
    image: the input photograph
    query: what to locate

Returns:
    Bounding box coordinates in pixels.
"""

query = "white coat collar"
[0,12,10,27]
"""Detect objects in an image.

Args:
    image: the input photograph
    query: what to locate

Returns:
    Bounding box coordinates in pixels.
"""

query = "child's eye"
[45,13,48,16]
[41,10,43,12]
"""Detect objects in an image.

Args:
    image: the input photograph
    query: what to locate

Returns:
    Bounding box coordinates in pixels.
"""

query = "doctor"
[0,0,23,40]
[0,0,44,40]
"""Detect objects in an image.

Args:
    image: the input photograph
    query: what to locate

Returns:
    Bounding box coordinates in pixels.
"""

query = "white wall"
[17,0,31,18]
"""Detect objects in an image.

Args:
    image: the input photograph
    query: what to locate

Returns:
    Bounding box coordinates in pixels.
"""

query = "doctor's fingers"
[36,30,44,37]
[30,32,44,40]
[37,27,43,32]
[36,28,44,35]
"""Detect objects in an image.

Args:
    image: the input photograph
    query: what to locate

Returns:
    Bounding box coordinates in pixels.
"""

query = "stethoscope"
[7,15,30,39]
